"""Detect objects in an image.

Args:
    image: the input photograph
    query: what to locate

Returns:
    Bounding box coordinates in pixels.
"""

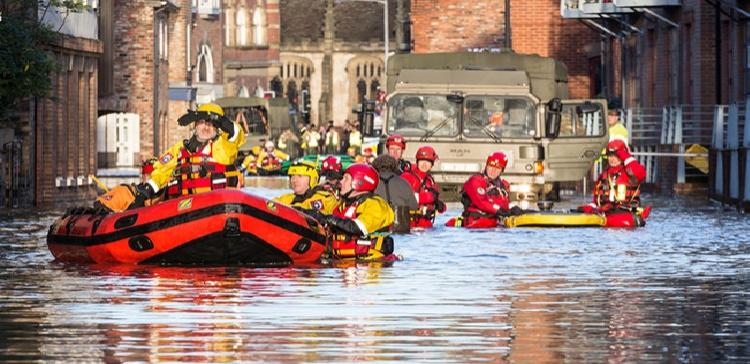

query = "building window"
[252,3,267,46]
[225,8,234,46]
[236,6,248,46]
[158,18,168,60]
[197,44,214,83]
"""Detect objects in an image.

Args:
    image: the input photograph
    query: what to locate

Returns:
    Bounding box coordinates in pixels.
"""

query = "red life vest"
[593,165,641,210]
[403,168,440,227]
[329,195,391,260]
[165,144,241,199]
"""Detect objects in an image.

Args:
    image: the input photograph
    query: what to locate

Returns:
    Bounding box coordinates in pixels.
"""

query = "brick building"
[3,2,102,207]
[561,0,747,109]
[411,0,600,99]
[98,0,192,165]
[280,0,409,126]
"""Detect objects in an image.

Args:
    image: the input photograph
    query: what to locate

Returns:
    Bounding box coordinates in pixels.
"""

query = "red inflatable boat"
[47,190,328,266]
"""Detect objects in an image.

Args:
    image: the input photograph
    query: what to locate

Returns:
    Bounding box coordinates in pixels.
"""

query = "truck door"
[543,99,608,182]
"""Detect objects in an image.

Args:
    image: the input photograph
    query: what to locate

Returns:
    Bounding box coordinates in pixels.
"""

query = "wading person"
[579,140,647,215]
[448,152,522,228]
[372,154,418,234]
[274,161,337,214]
[401,146,446,229]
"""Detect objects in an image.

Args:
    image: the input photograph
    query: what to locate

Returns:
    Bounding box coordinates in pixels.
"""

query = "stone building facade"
[279,0,408,126]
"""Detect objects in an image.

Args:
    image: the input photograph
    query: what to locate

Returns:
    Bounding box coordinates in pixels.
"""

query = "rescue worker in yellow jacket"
[137,103,245,203]
[94,103,245,212]
[307,163,395,261]
[273,161,337,214]
[256,140,290,175]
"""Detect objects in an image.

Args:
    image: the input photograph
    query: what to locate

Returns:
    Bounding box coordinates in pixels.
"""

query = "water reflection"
[0,194,749,362]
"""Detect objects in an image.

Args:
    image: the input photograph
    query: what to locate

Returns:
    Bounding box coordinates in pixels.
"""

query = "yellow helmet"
[196,103,225,116]
[288,160,319,188]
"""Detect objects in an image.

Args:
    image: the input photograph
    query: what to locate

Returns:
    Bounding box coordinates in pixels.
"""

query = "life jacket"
[593,165,641,210]
[165,142,241,199]
[329,193,393,260]
[259,150,285,171]
[404,169,439,224]
[461,174,509,218]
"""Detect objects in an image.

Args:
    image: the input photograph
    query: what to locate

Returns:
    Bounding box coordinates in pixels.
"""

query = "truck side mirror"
[545,98,562,139]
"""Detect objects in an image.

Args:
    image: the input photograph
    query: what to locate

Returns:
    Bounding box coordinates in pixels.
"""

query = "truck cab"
[382,52,607,205]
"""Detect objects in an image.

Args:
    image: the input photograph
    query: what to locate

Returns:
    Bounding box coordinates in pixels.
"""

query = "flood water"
[1,188,749,362]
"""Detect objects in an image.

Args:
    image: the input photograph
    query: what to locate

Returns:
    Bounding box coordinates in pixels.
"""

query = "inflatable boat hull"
[47,190,327,266]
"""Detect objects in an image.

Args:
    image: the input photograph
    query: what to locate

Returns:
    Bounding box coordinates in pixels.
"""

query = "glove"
[495,209,511,218]
[299,208,326,222]
[135,182,156,199]
[177,110,202,126]
[510,206,524,216]
[615,147,632,163]
[215,116,235,137]
[577,203,597,214]
[435,200,447,213]
[322,215,364,236]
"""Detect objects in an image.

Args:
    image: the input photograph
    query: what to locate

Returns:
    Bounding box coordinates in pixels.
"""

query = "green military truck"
[214,96,291,152]
[382,51,608,204]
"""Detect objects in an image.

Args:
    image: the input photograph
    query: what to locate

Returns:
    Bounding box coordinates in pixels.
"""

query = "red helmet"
[386,134,406,149]
[486,152,508,169]
[415,146,438,162]
[344,163,379,192]
[606,139,628,155]
[320,155,342,173]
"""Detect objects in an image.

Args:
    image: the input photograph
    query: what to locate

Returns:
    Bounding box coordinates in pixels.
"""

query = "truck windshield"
[387,95,459,137]
[463,96,536,139]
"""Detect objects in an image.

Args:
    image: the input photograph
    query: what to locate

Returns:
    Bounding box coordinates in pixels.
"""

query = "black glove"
[215,116,235,137]
[495,209,511,218]
[322,215,364,236]
[510,206,524,216]
[435,200,447,213]
[135,182,156,199]
[299,208,326,222]
[177,110,202,126]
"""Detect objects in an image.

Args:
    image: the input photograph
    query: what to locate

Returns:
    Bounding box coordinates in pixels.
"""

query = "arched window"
[287,80,298,105]
[196,44,214,83]
[236,7,248,46]
[225,8,234,46]
[252,3,267,46]
[357,79,367,103]
[370,79,380,98]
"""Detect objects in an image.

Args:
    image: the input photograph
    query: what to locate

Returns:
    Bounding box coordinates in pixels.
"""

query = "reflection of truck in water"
[381,52,608,204]
[214,96,291,153]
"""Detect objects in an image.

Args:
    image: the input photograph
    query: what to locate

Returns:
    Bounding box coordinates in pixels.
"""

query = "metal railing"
[1,140,31,208]
[625,105,713,185]
[710,99,750,210]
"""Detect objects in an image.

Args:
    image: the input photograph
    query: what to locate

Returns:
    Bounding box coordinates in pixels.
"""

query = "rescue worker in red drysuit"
[578,139,648,214]
[386,134,411,173]
[447,152,523,228]
[401,146,446,228]
[319,155,343,198]
[306,164,395,261]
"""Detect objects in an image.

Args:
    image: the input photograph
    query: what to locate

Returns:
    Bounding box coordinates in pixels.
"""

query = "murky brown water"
[1,189,749,362]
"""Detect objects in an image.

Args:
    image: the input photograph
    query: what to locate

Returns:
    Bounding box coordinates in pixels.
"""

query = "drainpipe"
[504,0,511,50]
[153,5,168,155]
[715,3,722,104]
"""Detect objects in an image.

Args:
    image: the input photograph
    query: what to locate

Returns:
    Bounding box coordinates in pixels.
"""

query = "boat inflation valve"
[223,217,240,237]
[292,239,311,254]
[128,236,154,252]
